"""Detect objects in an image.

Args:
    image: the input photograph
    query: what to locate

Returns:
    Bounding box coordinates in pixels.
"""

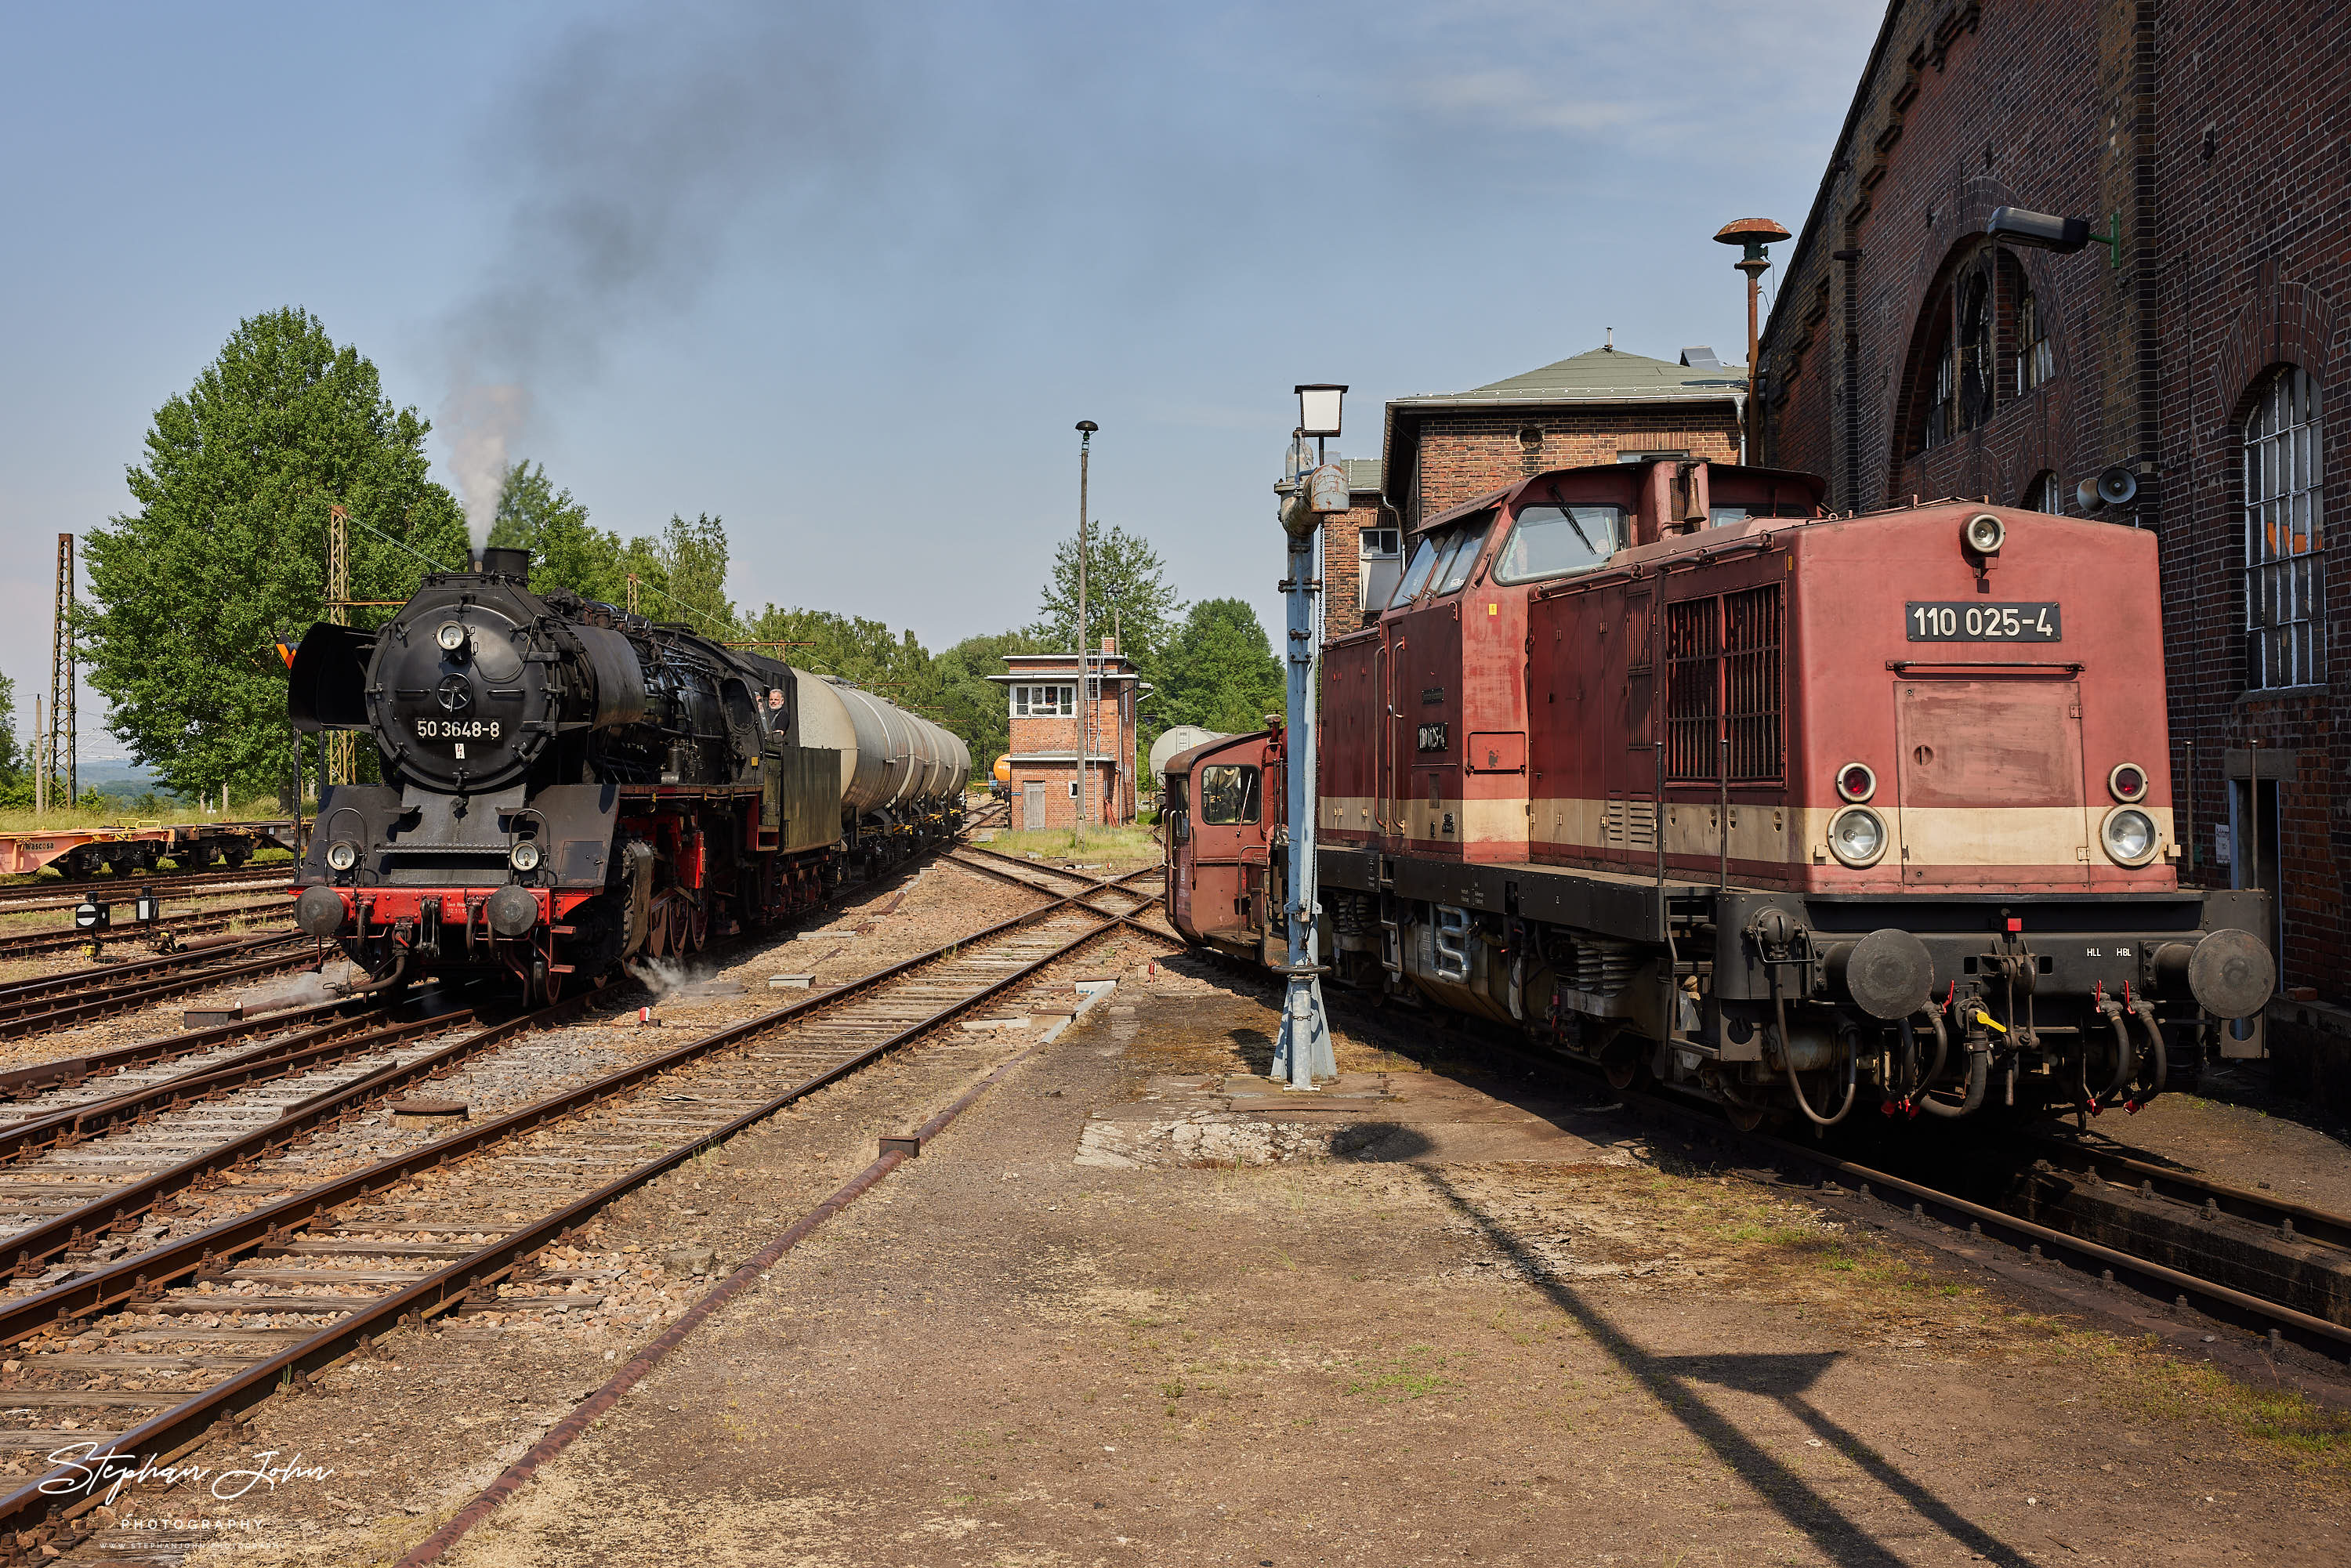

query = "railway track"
[0,937,318,1041]
[944,845,1173,939]
[0,867,288,915]
[1349,1001,2351,1378]
[0,898,291,961]
[0,860,1158,1550]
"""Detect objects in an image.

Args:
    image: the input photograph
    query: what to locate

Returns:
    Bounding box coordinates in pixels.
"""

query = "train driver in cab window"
[1197,763,1261,825]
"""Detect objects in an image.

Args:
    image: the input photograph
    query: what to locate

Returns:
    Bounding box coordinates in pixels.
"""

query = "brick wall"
[1407,407,1741,524]
[1004,647,1140,830]
[1756,0,2351,1000]
[1009,762,1126,831]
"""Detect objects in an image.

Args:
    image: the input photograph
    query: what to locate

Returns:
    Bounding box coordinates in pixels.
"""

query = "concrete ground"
[426,960,2351,1568]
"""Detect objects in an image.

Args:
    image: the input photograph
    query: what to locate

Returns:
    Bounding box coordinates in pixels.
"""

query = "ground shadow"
[1329,1121,1436,1162]
[1419,1167,2035,1567]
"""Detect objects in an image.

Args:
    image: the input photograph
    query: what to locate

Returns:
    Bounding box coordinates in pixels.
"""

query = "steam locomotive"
[1165,460,2276,1129]
[286,546,968,1002]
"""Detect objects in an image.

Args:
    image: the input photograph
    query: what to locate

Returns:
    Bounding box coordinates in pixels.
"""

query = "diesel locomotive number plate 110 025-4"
[1905,602,2062,642]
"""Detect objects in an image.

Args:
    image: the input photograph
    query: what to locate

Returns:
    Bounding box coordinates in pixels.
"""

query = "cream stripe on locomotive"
[1527,798,2174,867]
[1316,796,1534,842]
[1318,794,2172,869]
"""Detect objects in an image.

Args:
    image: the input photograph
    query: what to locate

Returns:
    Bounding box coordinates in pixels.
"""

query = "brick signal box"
[991,641,1147,831]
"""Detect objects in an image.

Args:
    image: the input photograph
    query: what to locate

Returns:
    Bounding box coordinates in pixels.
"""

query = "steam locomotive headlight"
[1835,762,1877,803]
[1962,512,2005,556]
[325,841,359,872]
[2108,762,2149,802]
[2100,806,2160,867]
[436,622,468,653]
[1826,806,1888,867]
[509,840,542,872]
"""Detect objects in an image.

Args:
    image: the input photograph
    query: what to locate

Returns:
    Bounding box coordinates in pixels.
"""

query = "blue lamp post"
[1270,383,1346,1088]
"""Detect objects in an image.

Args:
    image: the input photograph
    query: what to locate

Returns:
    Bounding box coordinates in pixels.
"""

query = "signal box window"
[1197,763,1261,825]
[2244,364,2324,689]
[1495,505,1624,582]
[1012,685,1075,717]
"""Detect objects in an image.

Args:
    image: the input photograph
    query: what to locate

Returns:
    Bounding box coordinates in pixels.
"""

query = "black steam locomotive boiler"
[287,546,969,1003]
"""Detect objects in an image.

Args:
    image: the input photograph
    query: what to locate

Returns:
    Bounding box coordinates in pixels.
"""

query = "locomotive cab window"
[1494,505,1625,583]
[1387,535,1444,607]
[1433,513,1494,596]
[1197,763,1261,825]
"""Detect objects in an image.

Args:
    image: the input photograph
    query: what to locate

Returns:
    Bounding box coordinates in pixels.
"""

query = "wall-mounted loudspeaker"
[2075,465,2139,511]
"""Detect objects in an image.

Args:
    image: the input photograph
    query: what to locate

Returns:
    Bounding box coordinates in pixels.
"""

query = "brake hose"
[1772,975,1857,1128]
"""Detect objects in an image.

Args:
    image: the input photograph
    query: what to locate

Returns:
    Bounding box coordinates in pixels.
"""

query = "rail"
[0,876,1157,1548]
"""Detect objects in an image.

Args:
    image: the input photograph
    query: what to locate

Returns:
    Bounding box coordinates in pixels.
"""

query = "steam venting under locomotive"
[286,546,968,1002]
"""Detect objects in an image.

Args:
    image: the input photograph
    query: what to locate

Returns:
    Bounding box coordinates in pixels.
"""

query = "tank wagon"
[286,547,968,1003]
[1165,459,2274,1129]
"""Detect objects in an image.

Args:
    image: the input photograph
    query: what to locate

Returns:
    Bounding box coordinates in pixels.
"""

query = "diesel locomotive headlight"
[436,621,468,653]
[1835,762,1877,803]
[325,840,358,872]
[2108,761,2149,802]
[2100,806,2160,867]
[509,840,542,872]
[1963,512,2005,555]
[1827,806,1888,867]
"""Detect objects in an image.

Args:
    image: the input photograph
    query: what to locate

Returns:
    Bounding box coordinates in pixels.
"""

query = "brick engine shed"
[992,643,1147,831]
[1752,0,2351,1103]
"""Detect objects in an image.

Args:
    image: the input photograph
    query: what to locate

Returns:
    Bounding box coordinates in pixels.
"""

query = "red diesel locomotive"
[1165,459,2274,1128]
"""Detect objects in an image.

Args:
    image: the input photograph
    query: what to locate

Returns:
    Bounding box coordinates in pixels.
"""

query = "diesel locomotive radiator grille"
[1665,585,1783,783]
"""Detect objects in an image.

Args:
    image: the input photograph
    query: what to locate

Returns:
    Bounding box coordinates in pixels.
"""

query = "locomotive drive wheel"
[1722,1101,1768,1133]
[687,902,708,952]
[1599,1037,1648,1092]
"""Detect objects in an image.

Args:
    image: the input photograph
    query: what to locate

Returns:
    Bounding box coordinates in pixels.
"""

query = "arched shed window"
[2020,471,2060,514]
[1902,245,2053,457]
[2244,366,2324,689]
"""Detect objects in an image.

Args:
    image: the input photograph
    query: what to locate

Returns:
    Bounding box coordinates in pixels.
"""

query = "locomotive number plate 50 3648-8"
[1905,602,2062,642]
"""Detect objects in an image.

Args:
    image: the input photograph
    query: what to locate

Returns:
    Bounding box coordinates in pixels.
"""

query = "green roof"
[1342,458,1383,492]
[1393,345,1747,407]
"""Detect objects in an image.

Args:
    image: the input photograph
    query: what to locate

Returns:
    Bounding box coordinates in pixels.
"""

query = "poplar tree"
[81,308,466,800]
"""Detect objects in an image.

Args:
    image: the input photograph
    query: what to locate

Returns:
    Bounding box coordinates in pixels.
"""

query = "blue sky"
[0,0,1882,760]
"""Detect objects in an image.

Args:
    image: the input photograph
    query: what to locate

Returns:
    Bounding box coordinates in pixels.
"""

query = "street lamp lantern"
[1294,384,1346,440]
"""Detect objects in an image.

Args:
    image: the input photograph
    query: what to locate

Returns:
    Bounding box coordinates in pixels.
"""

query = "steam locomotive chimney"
[477,546,531,579]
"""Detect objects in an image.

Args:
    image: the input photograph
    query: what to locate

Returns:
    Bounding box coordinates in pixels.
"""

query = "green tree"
[0,677,28,809]
[1027,523,1181,672]
[744,606,931,690]
[82,308,466,800]
[1156,598,1283,735]
[650,512,735,634]
[487,459,633,604]
[932,629,1046,771]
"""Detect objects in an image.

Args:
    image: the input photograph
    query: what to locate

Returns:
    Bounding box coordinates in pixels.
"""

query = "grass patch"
[2056,1331,2351,1473]
[1344,1346,1447,1402]
[979,826,1160,865]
